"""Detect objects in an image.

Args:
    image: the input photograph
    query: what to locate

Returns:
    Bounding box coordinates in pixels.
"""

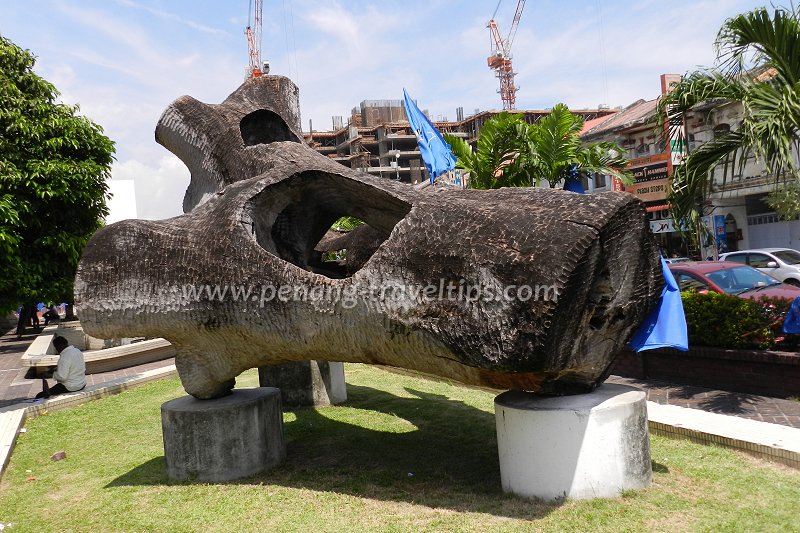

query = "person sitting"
[42,304,60,326]
[35,336,86,399]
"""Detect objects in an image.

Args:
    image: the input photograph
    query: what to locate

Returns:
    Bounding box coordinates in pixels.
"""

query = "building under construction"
[305,101,617,184]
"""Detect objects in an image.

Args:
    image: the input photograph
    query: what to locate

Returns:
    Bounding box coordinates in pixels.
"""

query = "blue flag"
[403,89,456,184]
[563,164,585,193]
[629,257,689,352]
[563,180,585,193]
[783,296,800,334]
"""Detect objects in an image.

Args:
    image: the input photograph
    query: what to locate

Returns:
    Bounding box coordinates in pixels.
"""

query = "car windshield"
[773,250,800,265]
[705,266,781,295]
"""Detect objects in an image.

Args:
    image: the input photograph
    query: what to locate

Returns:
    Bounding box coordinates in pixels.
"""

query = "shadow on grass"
[107,383,567,519]
[652,461,669,474]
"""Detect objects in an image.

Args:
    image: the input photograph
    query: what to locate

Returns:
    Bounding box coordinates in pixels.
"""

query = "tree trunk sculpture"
[75,77,663,399]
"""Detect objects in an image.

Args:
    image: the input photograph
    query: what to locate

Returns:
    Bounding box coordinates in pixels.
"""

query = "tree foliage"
[444,105,631,190]
[0,35,115,313]
[528,104,632,188]
[444,112,534,189]
[658,7,800,236]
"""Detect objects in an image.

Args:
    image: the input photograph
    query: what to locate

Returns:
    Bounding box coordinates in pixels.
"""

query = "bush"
[681,291,776,349]
[758,295,800,351]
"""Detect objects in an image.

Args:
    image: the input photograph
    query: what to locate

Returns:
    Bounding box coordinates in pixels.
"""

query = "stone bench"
[22,338,176,375]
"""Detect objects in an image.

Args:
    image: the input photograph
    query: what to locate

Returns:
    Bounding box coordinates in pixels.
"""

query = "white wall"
[748,219,800,250]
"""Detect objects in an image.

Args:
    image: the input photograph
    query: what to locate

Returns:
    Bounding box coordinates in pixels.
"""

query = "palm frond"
[742,79,800,178]
[530,104,582,186]
[577,142,634,185]
[667,131,743,235]
[445,113,533,189]
[716,7,800,84]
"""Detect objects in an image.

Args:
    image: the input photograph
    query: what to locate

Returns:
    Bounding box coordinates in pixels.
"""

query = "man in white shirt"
[35,335,86,399]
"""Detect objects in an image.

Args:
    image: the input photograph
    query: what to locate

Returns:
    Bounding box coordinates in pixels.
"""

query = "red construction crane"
[487,0,526,110]
[245,0,264,78]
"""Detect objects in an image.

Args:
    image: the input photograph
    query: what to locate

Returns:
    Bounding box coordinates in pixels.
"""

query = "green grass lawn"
[1,364,798,532]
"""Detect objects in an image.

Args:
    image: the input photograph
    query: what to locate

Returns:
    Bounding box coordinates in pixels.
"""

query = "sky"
[0,0,772,220]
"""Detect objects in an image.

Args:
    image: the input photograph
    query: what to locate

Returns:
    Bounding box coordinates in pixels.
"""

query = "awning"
[645,204,670,213]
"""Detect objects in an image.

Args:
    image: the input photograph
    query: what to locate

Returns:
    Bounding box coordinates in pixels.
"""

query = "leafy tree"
[0,35,115,314]
[658,7,800,237]
[444,112,534,189]
[527,104,631,188]
[445,105,630,190]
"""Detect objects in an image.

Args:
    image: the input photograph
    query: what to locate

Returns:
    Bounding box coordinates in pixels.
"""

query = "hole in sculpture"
[240,109,301,146]
[245,171,411,279]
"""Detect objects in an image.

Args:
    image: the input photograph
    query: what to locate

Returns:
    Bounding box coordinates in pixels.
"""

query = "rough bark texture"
[75,76,663,399]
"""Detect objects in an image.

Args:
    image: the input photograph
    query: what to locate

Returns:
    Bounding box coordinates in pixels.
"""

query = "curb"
[647,401,800,469]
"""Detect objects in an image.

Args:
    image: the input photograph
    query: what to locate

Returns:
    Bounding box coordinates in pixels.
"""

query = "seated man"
[35,335,86,399]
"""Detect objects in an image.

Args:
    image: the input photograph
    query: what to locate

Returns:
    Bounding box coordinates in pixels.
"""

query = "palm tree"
[444,112,534,189]
[658,7,800,232]
[527,104,631,188]
[444,105,631,190]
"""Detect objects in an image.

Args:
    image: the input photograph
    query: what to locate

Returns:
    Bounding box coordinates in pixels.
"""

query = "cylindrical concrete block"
[258,360,346,408]
[495,384,651,501]
[161,387,285,482]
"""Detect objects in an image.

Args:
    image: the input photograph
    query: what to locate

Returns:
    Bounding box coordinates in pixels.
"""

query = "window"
[707,266,780,294]
[713,123,731,139]
[675,272,709,292]
[594,173,607,189]
[748,253,773,268]
[773,250,800,265]
[724,253,748,264]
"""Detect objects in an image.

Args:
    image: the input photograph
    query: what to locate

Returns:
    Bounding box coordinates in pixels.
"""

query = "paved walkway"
[0,328,175,408]
[606,376,800,429]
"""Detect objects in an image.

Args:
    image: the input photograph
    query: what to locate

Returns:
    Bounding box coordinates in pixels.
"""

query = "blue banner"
[403,89,456,184]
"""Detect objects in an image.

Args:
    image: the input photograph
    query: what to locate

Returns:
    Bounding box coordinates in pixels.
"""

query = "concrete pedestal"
[161,387,285,482]
[258,360,346,408]
[495,384,651,501]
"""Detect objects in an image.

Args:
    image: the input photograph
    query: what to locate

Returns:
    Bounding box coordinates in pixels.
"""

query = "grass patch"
[0,364,798,532]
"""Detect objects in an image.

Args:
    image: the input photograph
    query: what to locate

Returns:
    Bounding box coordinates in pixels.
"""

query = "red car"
[668,261,800,300]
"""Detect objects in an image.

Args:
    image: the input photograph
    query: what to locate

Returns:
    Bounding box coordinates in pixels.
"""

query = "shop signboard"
[630,161,668,183]
[714,214,729,254]
[699,215,729,258]
[625,152,670,201]
[627,152,668,168]
[625,178,670,202]
[650,217,690,234]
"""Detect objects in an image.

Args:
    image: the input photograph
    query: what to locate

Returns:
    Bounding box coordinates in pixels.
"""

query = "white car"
[719,248,800,286]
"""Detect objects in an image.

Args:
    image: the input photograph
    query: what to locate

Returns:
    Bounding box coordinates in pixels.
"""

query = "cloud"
[112,0,229,36]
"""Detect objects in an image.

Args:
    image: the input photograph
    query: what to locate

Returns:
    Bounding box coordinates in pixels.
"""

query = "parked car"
[667,261,800,300]
[719,248,800,286]
[664,257,691,264]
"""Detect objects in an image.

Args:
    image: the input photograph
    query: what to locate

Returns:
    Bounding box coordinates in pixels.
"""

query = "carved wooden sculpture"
[75,77,663,399]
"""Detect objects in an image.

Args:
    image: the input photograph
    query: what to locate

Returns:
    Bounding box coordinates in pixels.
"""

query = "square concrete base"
[495,384,651,501]
[258,360,346,407]
[161,387,285,482]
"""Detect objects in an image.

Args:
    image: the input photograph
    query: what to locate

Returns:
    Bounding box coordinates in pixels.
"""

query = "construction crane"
[245,0,266,79]
[487,0,526,110]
